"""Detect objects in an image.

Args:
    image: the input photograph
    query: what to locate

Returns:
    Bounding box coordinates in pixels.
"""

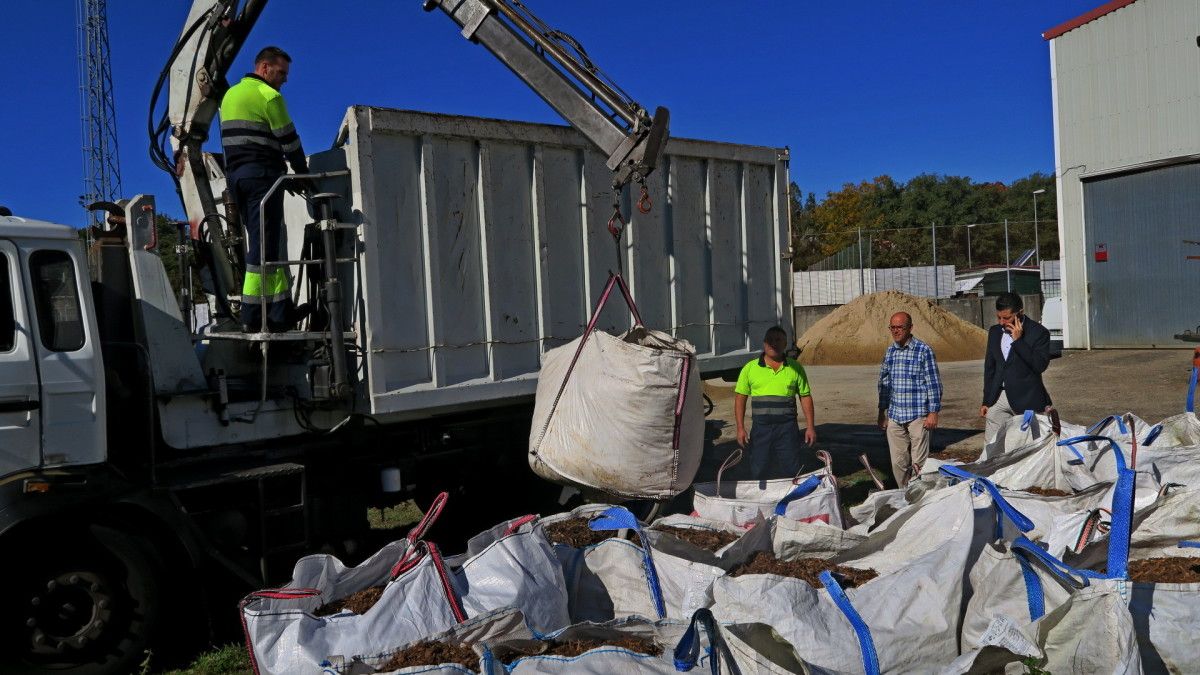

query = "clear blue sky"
[0,1,1100,226]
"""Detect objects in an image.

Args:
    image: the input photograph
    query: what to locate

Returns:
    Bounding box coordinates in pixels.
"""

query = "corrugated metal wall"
[1050,0,1200,347]
[1083,162,1200,346]
[330,108,790,415]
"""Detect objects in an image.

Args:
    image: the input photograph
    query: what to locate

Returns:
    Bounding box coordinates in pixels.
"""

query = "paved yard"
[701,349,1195,492]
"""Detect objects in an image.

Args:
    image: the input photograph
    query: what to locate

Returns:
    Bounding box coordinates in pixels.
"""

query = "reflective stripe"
[280,138,302,153]
[748,410,796,420]
[272,122,297,137]
[221,119,272,132]
[752,403,796,412]
[242,269,290,304]
[241,291,289,305]
[752,396,796,413]
[224,135,282,149]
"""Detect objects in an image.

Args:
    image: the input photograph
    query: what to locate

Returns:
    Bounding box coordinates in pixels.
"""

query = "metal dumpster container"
[303,106,792,417]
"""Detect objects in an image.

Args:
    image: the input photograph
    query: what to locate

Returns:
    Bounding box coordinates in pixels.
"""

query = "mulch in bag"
[529,273,702,500]
[494,608,813,674]
[714,480,1016,673]
[550,506,669,623]
[241,494,465,675]
[321,607,532,674]
[692,448,844,529]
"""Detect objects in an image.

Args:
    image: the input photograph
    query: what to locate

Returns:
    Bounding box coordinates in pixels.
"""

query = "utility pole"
[1004,218,1012,292]
[857,227,865,297]
[1032,188,1047,268]
[77,0,122,231]
[931,221,938,297]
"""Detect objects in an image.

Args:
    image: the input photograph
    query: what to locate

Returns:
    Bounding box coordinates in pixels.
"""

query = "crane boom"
[152,0,668,321]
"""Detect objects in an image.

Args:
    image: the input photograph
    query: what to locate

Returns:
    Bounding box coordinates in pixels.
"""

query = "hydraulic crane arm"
[423,0,669,190]
[151,0,668,318]
[155,0,667,200]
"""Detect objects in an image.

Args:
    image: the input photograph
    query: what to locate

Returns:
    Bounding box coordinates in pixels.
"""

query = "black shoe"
[266,303,313,333]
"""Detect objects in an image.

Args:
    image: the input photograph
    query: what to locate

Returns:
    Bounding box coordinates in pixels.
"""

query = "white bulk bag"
[1145,411,1200,448]
[241,495,462,675]
[321,606,532,674]
[960,537,1085,652]
[714,482,1013,672]
[497,608,812,674]
[549,506,669,623]
[242,540,466,675]
[947,587,1143,675]
[529,274,702,500]
[446,516,571,638]
[692,449,844,528]
[981,409,1082,462]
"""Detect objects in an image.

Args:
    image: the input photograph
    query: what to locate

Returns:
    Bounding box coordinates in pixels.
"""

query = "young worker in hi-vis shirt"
[733,326,817,480]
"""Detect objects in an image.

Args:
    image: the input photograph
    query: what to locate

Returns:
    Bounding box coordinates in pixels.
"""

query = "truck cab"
[0,216,105,479]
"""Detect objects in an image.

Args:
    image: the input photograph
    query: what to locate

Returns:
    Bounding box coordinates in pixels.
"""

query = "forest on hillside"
[790,172,1056,271]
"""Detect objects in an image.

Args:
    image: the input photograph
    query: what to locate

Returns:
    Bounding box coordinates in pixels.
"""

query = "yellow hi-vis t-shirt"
[734,356,811,398]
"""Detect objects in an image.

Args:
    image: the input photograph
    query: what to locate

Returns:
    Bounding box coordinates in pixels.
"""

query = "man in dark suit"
[981,292,1052,443]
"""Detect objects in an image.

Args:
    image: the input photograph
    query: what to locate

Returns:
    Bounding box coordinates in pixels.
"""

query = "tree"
[793,171,1057,271]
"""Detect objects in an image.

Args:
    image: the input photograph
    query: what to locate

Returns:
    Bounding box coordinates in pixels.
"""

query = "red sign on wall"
[1095,243,1108,262]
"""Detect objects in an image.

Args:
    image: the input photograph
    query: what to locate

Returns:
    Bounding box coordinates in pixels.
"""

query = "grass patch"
[153,644,251,675]
[368,499,423,531]
[838,468,890,506]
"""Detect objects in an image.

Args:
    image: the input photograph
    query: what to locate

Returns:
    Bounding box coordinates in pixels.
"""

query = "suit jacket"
[982,316,1052,413]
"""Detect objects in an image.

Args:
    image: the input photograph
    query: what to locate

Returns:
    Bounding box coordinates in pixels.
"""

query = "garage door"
[1084,162,1200,347]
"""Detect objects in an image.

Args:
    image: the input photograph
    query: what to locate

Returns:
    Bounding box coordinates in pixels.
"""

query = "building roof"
[1043,0,1139,40]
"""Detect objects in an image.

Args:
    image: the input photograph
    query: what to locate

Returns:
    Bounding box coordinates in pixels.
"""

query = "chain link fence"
[792,220,1059,306]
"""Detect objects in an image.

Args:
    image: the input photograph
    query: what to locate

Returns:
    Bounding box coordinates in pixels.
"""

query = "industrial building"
[1046,0,1200,348]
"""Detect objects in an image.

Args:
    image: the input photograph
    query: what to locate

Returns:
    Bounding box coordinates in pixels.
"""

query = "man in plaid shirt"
[877,311,943,487]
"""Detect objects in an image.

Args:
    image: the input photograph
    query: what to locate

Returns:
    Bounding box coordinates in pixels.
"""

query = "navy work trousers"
[230,164,291,330]
[746,417,803,481]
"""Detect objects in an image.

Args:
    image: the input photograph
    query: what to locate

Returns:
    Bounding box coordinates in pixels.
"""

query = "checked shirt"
[878,336,943,424]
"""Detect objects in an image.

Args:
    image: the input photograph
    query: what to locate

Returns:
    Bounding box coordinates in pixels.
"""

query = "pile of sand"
[796,290,988,365]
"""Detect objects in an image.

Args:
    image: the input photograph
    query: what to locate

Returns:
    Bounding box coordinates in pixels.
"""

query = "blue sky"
[1,1,1100,226]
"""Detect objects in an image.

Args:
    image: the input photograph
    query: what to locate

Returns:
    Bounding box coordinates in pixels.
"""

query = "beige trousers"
[985,390,1016,446]
[886,417,930,487]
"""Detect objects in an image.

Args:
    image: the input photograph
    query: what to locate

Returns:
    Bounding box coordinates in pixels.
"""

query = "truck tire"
[1,524,162,675]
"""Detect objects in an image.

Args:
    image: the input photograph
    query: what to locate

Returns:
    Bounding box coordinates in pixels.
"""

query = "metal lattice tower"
[77,0,122,227]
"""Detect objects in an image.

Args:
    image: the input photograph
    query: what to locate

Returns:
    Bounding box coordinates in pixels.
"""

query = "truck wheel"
[2,525,162,675]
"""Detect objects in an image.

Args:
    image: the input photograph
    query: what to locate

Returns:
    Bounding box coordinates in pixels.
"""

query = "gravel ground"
[701,348,1195,489]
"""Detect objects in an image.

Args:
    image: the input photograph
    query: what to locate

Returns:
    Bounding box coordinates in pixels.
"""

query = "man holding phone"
[981,292,1053,443]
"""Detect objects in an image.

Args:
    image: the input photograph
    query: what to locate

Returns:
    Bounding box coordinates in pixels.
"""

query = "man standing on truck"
[220,46,312,332]
[734,326,817,480]
[877,311,942,487]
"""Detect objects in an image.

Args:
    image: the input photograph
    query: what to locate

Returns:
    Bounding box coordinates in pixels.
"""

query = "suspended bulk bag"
[529,273,702,500]
[692,449,845,529]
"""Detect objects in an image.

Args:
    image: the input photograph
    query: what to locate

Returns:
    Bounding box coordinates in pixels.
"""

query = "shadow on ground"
[686,419,981,507]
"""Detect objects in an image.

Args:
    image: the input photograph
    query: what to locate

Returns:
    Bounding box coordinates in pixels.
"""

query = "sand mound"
[797,290,987,365]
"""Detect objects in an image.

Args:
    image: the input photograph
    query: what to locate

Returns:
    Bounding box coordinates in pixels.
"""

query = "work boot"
[267,303,313,333]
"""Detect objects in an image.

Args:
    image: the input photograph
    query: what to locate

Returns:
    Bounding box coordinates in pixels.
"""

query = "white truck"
[0,1,791,672]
